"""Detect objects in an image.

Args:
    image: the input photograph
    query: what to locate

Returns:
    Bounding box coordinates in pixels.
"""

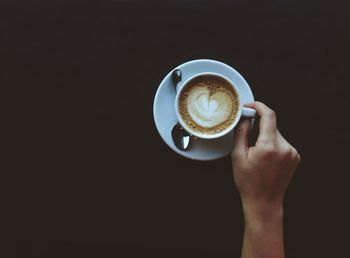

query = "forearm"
[241,203,285,258]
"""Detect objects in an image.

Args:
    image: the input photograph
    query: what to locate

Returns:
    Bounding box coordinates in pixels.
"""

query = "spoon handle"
[171,69,182,93]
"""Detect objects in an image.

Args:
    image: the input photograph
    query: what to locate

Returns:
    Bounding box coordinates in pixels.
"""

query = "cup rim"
[174,72,243,140]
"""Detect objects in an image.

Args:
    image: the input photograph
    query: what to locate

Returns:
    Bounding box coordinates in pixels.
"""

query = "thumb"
[232,119,251,159]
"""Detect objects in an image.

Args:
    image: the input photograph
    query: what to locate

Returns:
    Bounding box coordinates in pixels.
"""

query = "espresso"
[178,75,239,135]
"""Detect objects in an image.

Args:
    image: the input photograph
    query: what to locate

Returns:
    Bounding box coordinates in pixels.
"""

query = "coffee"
[178,75,239,135]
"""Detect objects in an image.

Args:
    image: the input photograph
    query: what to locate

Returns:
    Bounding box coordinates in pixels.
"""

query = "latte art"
[178,75,239,135]
[187,87,232,128]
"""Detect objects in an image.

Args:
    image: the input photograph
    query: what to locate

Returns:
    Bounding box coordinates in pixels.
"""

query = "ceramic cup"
[175,72,256,140]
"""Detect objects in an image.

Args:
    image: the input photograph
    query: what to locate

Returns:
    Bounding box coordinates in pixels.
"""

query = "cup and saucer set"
[153,59,255,161]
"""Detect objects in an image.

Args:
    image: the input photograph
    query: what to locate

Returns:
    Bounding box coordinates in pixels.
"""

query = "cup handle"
[242,107,256,118]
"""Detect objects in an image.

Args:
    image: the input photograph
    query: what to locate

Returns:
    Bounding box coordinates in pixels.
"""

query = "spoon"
[171,69,192,151]
[171,123,191,151]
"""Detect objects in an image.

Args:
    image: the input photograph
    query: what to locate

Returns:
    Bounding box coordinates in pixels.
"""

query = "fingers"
[232,118,251,159]
[277,130,301,164]
[276,130,291,148]
[244,101,277,144]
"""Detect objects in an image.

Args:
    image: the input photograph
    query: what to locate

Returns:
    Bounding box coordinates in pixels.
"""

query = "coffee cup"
[175,72,256,140]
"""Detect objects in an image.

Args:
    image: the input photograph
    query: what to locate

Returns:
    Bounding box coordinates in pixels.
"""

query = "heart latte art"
[178,75,239,135]
[187,87,232,128]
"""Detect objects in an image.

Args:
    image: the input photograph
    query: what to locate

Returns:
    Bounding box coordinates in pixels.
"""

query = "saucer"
[153,59,255,161]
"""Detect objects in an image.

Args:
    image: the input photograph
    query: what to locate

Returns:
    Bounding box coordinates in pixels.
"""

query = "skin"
[231,101,301,258]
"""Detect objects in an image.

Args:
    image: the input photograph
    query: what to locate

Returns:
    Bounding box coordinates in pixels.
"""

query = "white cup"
[175,72,256,140]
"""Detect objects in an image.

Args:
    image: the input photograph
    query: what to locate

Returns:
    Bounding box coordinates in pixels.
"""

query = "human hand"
[231,101,300,219]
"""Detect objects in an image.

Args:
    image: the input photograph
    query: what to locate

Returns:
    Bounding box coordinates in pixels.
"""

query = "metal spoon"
[172,123,191,151]
[171,69,192,151]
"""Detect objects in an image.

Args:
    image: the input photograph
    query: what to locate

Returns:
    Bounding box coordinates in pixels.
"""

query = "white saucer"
[153,59,255,161]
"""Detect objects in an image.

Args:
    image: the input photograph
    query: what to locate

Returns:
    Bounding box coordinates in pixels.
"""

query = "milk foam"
[187,86,233,128]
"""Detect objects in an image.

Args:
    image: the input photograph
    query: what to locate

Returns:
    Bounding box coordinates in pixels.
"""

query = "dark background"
[1,1,350,257]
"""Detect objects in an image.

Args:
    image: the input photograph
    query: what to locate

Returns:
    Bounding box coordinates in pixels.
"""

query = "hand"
[231,101,301,258]
[231,101,300,219]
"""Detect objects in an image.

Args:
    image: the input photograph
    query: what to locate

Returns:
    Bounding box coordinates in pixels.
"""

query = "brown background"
[1,1,350,257]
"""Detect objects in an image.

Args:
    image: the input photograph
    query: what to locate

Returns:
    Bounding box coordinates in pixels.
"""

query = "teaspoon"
[171,69,192,151]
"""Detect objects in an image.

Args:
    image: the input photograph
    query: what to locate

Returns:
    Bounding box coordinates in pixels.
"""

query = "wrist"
[241,199,284,227]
